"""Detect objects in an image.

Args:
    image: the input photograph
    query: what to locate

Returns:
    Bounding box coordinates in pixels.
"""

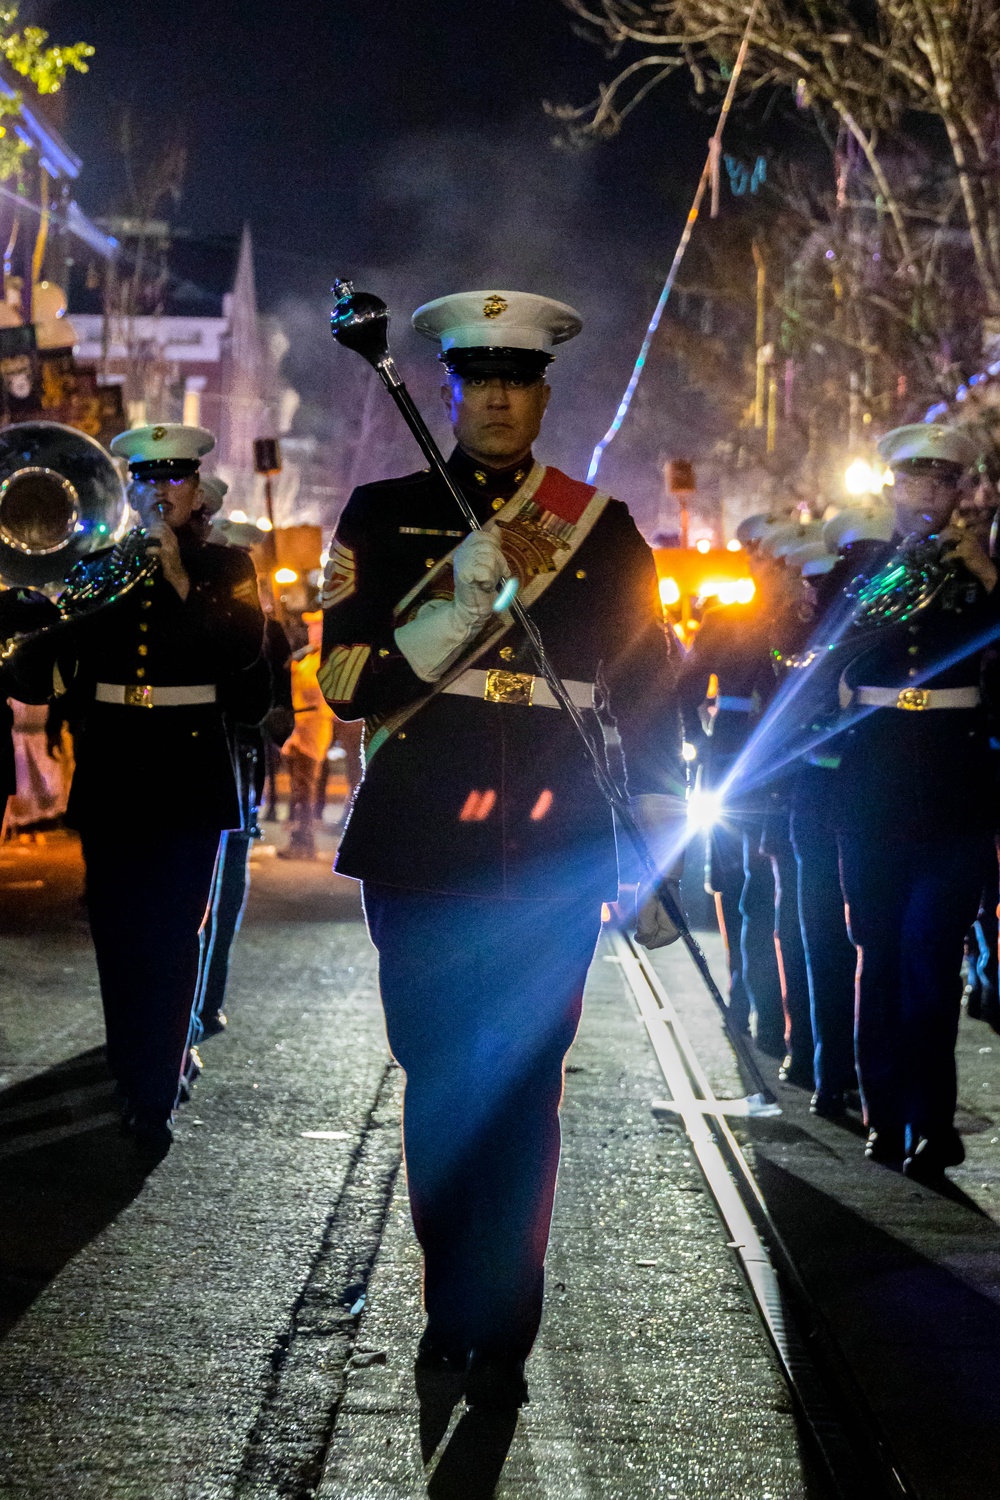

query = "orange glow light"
[459,789,496,822]
[529,789,554,821]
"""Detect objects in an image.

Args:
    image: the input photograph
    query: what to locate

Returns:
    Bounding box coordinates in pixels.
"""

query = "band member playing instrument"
[12,424,263,1155]
[319,290,685,1413]
[829,424,998,1181]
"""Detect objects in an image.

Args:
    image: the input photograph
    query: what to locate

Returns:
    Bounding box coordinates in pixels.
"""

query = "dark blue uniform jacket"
[11,537,263,832]
[321,449,684,901]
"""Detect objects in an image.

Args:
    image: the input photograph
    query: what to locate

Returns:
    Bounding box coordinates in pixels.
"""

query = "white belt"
[851,684,980,712]
[442,667,595,711]
[95,683,217,708]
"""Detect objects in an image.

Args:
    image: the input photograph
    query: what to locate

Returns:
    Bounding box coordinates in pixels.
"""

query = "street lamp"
[844,458,888,497]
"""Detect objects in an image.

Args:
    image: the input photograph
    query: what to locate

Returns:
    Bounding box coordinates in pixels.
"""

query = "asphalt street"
[6,829,1000,1498]
[0,831,814,1499]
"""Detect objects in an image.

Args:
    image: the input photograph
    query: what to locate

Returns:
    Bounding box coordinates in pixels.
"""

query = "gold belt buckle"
[897,687,930,711]
[124,684,153,708]
[484,669,534,706]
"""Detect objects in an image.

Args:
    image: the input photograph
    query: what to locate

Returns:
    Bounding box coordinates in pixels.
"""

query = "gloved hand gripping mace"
[330,281,776,1108]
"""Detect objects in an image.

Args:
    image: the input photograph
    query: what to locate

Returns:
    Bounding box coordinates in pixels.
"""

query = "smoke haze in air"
[268,121,720,536]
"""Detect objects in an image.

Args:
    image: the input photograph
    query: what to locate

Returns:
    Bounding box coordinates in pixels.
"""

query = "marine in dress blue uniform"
[679,520,813,1071]
[319,291,685,1408]
[189,476,294,1042]
[823,425,998,1180]
[12,424,264,1154]
[784,508,894,1119]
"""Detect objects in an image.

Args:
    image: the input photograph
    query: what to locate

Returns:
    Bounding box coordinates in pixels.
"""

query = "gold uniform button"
[575,569,586,580]
[474,470,487,486]
[499,646,515,661]
[908,645,918,656]
[378,648,390,658]
[398,732,407,740]
[425,558,435,569]
[491,497,504,512]
[141,600,152,610]
[136,668,146,679]
[138,644,148,657]
[139,622,149,633]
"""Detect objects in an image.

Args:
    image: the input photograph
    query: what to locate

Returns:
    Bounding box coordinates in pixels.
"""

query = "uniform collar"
[447,447,533,506]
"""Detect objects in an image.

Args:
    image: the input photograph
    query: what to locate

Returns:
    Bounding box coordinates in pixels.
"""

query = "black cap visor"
[129,457,201,480]
[892,457,965,479]
[441,346,552,381]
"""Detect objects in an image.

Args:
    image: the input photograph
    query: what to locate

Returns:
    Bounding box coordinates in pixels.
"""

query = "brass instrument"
[0,421,127,587]
[847,527,976,630]
[0,421,158,665]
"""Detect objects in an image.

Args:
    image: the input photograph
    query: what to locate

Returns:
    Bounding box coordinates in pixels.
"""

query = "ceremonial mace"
[330,281,777,1111]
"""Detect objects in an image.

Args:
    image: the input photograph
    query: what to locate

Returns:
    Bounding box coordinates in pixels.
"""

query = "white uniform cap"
[823,507,894,551]
[412,290,583,356]
[876,423,980,470]
[198,474,229,516]
[735,512,776,546]
[802,553,837,578]
[783,540,834,575]
[215,519,265,550]
[110,423,215,474]
[757,522,809,559]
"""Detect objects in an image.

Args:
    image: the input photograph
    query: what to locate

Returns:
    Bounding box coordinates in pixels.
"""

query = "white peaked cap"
[802,553,837,578]
[412,290,583,353]
[758,522,811,559]
[735,512,775,546]
[110,423,215,467]
[876,423,980,469]
[823,507,894,551]
[199,474,229,515]
[783,541,835,576]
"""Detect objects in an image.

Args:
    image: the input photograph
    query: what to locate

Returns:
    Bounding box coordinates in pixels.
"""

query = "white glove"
[630,793,687,949]
[453,530,508,620]
[635,879,683,948]
[395,530,508,682]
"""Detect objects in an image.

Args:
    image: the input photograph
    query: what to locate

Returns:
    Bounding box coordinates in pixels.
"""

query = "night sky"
[30,0,719,512]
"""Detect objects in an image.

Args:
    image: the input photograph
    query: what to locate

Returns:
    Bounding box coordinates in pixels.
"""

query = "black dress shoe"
[810,1090,847,1119]
[464,1351,528,1412]
[125,1114,173,1159]
[903,1131,965,1184]
[865,1126,905,1164]
[415,1328,468,1463]
[200,1011,228,1038]
[177,1046,204,1104]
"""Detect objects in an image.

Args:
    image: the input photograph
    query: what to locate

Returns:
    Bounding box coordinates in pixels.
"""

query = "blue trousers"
[791,778,857,1097]
[363,884,602,1360]
[81,828,220,1122]
[840,832,994,1145]
[193,829,253,1036]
